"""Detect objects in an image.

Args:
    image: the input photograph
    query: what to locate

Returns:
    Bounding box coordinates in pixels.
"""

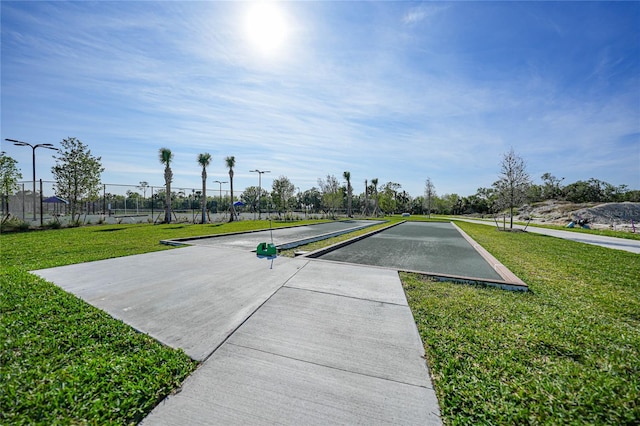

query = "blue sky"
[2,1,639,198]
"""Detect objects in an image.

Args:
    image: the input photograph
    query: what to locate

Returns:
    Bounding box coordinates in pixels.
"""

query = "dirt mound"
[517,201,640,231]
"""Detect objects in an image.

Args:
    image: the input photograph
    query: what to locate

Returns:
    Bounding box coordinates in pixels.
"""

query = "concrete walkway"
[34,244,441,424]
[456,218,640,254]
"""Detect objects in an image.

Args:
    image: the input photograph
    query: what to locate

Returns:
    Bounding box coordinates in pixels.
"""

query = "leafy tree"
[541,173,564,200]
[379,182,401,214]
[137,181,149,209]
[0,152,22,220]
[411,196,425,215]
[271,175,295,213]
[158,148,173,223]
[396,190,411,213]
[318,174,342,216]
[561,178,622,203]
[301,187,322,213]
[424,177,436,217]
[197,153,212,223]
[475,187,497,213]
[492,148,531,228]
[343,171,352,217]
[52,138,104,223]
[241,186,270,214]
[526,184,544,203]
[225,156,236,222]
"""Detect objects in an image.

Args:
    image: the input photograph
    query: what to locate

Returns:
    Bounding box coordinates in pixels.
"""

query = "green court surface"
[317,222,504,282]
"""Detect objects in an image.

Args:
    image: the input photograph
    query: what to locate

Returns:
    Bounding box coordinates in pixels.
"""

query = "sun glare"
[244,2,289,55]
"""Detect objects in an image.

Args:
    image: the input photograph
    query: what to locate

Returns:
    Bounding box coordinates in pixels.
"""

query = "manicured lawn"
[1,219,326,424]
[403,221,639,424]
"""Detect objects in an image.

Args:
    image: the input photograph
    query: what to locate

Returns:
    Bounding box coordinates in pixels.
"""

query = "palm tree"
[159,148,173,223]
[197,153,212,224]
[225,155,236,222]
[343,171,352,217]
[363,179,369,216]
[371,177,379,216]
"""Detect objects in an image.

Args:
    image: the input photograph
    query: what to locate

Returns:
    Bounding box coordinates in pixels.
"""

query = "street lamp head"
[5,138,58,150]
[6,138,29,146]
[37,144,58,150]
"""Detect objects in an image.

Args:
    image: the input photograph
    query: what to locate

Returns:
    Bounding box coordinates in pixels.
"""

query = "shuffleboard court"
[317,221,504,281]
[174,219,383,250]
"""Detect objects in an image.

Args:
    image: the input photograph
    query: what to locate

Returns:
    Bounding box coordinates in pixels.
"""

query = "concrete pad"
[33,246,308,361]
[226,286,431,388]
[285,260,409,305]
[184,220,381,250]
[142,344,441,425]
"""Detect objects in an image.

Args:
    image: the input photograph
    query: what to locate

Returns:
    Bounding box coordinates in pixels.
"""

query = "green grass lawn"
[1,219,326,424]
[404,221,639,424]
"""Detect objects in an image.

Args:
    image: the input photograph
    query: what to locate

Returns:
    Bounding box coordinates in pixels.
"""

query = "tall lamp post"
[213,180,227,217]
[250,169,270,220]
[5,138,58,221]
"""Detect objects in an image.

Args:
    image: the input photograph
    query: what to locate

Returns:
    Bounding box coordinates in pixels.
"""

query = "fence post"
[39,179,44,227]
[21,183,25,221]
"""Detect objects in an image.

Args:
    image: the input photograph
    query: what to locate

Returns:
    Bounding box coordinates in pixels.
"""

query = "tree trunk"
[228,170,235,222]
[165,166,172,224]
[201,169,207,224]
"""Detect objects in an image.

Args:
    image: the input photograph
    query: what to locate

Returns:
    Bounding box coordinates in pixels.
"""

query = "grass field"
[404,220,639,424]
[2,218,638,424]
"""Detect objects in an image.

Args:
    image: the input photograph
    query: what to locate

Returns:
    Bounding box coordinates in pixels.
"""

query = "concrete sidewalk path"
[34,245,441,424]
[457,218,640,254]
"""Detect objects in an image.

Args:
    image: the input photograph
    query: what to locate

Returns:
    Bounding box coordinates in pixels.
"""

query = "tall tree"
[225,156,236,222]
[318,174,342,216]
[379,182,401,215]
[197,152,212,224]
[541,173,564,200]
[371,177,379,216]
[363,179,369,216]
[301,187,322,214]
[424,177,436,217]
[493,148,531,228]
[52,138,104,224]
[241,186,269,215]
[0,152,22,220]
[159,148,173,223]
[137,181,149,209]
[271,175,295,214]
[343,171,352,217]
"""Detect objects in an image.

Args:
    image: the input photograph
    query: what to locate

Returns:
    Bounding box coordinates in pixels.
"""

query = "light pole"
[213,180,227,217]
[250,169,270,219]
[6,138,58,221]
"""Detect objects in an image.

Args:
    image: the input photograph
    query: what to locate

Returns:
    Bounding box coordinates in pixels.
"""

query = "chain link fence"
[2,181,236,226]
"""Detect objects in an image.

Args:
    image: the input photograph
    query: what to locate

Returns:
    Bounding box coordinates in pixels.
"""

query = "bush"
[0,216,30,233]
